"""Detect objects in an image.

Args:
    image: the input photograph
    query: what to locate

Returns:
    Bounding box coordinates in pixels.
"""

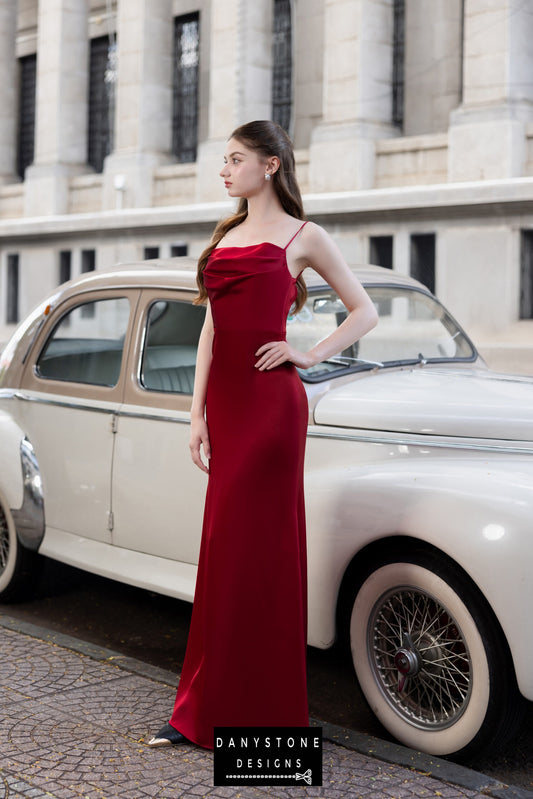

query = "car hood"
[313,367,533,442]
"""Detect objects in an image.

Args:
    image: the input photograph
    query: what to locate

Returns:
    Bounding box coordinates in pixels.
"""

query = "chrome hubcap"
[368,587,472,730]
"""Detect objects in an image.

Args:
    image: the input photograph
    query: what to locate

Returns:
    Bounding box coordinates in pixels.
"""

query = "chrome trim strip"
[8,391,532,454]
[307,428,533,455]
[11,438,45,551]
[10,392,117,415]
[118,409,190,424]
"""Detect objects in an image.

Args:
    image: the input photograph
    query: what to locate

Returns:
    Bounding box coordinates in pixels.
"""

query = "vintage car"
[0,260,531,759]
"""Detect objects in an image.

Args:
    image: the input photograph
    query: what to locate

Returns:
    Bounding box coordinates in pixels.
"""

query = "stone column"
[448,0,533,181]
[403,0,463,136]
[195,0,273,202]
[309,0,396,192]
[103,0,173,209]
[0,0,17,183]
[24,0,89,215]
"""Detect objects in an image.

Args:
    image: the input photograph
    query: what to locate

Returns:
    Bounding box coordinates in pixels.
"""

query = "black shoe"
[148,722,189,746]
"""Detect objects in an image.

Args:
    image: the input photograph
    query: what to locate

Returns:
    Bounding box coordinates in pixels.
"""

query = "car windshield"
[287,285,476,382]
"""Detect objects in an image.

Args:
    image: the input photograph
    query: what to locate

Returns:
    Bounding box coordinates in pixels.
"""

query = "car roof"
[53,258,431,303]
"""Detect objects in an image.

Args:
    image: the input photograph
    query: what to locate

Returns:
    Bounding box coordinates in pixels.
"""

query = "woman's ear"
[266,155,281,176]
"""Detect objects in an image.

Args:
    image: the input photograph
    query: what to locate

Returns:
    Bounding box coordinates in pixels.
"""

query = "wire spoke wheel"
[348,555,526,757]
[0,504,12,579]
[369,587,471,730]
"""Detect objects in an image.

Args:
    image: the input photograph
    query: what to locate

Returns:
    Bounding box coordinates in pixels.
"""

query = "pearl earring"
[265,173,271,181]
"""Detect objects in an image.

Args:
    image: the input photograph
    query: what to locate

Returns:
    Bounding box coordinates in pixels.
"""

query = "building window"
[173,13,200,163]
[369,236,393,269]
[144,247,160,260]
[6,254,20,325]
[59,251,72,285]
[81,250,96,318]
[520,230,533,319]
[392,0,405,128]
[171,244,188,257]
[17,54,37,179]
[272,0,292,132]
[410,234,436,294]
[88,36,116,173]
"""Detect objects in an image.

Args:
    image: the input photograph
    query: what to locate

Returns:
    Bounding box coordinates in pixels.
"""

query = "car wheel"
[350,552,524,758]
[0,498,39,602]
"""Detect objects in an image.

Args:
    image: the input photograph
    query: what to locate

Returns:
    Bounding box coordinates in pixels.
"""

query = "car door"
[111,290,207,572]
[19,291,137,544]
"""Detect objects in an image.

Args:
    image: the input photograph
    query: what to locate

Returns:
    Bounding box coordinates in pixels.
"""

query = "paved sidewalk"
[0,614,530,799]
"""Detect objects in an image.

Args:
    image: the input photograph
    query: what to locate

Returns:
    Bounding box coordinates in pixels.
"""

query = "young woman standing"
[148,120,377,749]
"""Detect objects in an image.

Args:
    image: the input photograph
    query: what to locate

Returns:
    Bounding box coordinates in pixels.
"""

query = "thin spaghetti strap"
[283,220,308,250]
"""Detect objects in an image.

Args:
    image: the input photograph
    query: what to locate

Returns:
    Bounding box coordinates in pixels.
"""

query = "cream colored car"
[1,261,532,759]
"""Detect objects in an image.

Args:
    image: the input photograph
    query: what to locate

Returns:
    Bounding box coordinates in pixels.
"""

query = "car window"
[287,286,476,382]
[35,297,130,387]
[140,300,206,394]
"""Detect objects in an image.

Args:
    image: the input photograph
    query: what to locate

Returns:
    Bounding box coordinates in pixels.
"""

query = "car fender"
[304,446,533,699]
[0,411,45,551]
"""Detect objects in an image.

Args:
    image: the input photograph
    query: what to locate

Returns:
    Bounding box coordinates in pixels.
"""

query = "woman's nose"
[220,164,229,177]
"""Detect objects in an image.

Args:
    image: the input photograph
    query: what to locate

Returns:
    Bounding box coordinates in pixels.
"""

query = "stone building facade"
[1,0,533,371]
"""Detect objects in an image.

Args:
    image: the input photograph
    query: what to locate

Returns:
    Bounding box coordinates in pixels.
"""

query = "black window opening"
[410,234,436,294]
[6,254,20,324]
[171,244,188,257]
[144,247,160,260]
[17,54,37,179]
[520,230,533,319]
[392,0,405,129]
[369,236,394,270]
[272,0,292,132]
[88,35,116,173]
[173,13,200,163]
[81,250,96,318]
[59,251,72,285]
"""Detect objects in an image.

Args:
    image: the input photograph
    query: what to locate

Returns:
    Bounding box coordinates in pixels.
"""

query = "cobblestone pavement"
[0,619,529,799]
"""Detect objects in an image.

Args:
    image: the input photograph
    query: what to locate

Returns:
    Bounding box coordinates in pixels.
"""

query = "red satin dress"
[169,223,309,749]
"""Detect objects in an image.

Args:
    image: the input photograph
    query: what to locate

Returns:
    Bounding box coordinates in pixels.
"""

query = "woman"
[148,120,377,749]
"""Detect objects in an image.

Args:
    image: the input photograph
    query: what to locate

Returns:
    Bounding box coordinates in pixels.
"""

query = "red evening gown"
[169,223,309,749]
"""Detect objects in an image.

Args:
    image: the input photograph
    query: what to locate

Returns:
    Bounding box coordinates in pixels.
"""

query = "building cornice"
[2,177,533,242]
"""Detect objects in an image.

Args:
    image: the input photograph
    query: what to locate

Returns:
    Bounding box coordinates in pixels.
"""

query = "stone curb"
[1,612,531,799]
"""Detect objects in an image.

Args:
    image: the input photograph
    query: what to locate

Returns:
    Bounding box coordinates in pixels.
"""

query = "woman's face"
[220,138,273,198]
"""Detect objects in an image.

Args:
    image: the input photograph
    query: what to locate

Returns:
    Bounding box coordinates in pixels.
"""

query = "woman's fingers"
[189,422,211,473]
[255,341,289,370]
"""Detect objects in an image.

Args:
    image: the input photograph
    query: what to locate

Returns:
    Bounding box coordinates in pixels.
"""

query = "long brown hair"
[194,120,307,312]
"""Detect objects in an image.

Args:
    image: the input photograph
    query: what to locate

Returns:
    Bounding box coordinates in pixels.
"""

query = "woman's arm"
[255,223,378,371]
[189,302,214,473]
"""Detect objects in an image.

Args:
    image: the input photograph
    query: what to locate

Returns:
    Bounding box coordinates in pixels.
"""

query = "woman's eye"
[232,158,240,164]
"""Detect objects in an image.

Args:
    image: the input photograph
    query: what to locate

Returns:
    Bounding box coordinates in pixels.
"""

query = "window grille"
[88,36,116,173]
[6,254,20,325]
[392,0,405,128]
[17,55,37,179]
[144,247,160,260]
[520,230,533,319]
[410,234,436,294]
[272,0,292,132]
[173,14,200,163]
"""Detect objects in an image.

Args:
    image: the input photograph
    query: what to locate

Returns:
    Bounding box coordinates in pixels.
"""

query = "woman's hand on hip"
[189,416,211,473]
[255,340,315,371]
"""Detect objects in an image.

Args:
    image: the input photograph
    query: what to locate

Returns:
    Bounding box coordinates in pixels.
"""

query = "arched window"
[87,36,116,173]
[173,13,200,163]
[392,0,405,128]
[272,0,292,132]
